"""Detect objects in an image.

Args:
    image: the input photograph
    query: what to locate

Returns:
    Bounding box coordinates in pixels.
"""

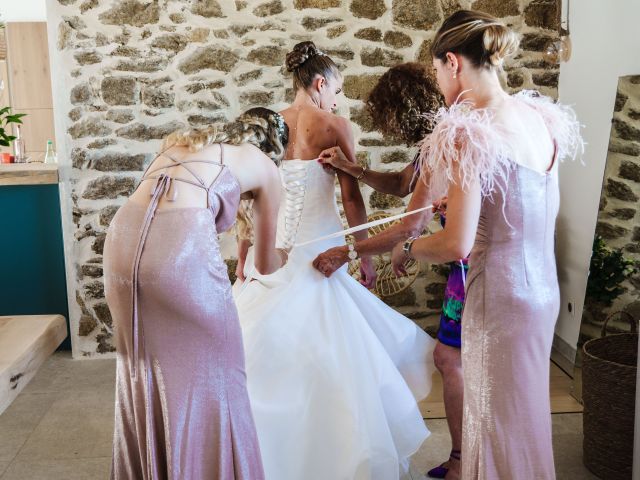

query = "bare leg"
[433,341,463,479]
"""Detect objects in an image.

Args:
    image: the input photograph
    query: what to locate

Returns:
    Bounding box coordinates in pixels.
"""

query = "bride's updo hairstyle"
[431,10,519,69]
[163,107,289,163]
[286,41,340,91]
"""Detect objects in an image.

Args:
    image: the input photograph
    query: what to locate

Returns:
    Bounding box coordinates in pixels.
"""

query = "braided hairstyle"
[163,108,289,163]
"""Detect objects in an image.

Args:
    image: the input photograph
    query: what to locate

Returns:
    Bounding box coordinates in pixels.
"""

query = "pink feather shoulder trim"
[418,99,511,200]
[513,90,584,162]
[418,90,583,199]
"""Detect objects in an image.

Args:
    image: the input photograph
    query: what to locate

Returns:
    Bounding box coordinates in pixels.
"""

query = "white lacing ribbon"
[294,204,434,247]
[280,163,308,249]
[235,203,436,301]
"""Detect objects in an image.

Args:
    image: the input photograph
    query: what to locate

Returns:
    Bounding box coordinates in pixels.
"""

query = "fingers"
[318,147,338,160]
[392,264,406,277]
[313,256,334,277]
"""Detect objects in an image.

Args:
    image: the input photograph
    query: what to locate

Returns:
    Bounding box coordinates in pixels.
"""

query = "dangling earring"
[453,72,457,79]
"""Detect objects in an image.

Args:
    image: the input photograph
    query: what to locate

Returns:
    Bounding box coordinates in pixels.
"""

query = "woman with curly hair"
[104,107,288,480]
[314,63,465,479]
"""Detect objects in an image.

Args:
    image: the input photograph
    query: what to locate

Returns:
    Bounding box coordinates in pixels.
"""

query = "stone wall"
[586,75,640,338]
[46,0,562,357]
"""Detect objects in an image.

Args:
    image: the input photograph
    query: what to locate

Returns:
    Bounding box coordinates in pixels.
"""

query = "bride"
[233,41,435,480]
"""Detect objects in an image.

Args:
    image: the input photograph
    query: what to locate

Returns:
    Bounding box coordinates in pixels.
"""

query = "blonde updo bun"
[483,23,519,66]
[432,10,519,69]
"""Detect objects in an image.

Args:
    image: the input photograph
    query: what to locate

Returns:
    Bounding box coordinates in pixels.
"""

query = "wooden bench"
[0,315,67,415]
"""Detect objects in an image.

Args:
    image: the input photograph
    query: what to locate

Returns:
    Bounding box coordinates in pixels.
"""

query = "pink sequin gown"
[420,91,582,480]
[461,160,560,479]
[104,151,264,480]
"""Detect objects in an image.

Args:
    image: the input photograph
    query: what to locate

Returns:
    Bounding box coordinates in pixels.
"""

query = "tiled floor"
[0,353,600,479]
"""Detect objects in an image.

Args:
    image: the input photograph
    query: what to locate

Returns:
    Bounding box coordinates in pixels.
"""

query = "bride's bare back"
[280,105,348,161]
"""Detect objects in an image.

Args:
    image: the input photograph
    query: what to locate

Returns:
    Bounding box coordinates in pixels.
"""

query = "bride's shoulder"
[298,107,351,132]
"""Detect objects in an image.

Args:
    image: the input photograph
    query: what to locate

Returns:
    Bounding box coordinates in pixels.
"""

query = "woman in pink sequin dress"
[104,109,289,480]
[391,11,582,480]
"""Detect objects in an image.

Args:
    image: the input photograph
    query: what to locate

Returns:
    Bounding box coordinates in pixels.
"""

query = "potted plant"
[583,235,638,328]
[0,106,26,148]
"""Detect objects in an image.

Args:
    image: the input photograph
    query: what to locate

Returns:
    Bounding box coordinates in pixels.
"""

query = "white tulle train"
[233,160,435,480]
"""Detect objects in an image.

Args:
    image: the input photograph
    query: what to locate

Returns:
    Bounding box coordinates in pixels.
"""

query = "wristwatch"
[402,236,418,258]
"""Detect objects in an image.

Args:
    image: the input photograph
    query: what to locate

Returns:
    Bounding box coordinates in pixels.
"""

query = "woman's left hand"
[313,246,349,277]
[391,242,409,277]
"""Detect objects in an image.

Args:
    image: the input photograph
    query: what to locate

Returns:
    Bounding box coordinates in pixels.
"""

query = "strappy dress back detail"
[128,144,240,378]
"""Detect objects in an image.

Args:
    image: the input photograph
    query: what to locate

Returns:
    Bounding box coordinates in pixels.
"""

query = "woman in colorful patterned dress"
[314,63,465,479]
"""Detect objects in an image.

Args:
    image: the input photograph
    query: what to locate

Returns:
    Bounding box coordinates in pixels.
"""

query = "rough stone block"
[392,0,441,30]
[82,176,136,200]
[383,31,412,49]
[99,0,160,27]
[350,0,385,19]
[179,46,239,73]
[102,77,138,106]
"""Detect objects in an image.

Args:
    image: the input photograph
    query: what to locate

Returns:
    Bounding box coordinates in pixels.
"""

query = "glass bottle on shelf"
[44,140,57,164]
[13,125,26,163]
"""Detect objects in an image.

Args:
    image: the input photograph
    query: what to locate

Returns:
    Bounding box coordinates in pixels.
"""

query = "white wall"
[0,0,47,22]
[555,1,640,351]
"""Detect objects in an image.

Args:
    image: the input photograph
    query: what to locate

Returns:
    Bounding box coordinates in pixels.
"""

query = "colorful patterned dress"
[437,215,468,349]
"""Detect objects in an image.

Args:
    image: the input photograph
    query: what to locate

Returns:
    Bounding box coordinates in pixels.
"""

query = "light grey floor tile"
[553,433,600,480]
[1,354,611,480]
[552,412,583,435]
[410,419,452,475]
[15,389,114,461]
[0,393,57,462]
[0,457,111,480]
[21,352,115,395]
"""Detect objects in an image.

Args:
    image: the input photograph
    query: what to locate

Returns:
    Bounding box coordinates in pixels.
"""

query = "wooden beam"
[0,163,59,186]
[0,315,67,415]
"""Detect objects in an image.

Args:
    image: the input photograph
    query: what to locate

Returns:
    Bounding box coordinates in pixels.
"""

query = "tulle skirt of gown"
[234,240,435,480]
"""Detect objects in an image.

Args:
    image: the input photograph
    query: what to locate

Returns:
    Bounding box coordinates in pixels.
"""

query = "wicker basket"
[582,311,638,479]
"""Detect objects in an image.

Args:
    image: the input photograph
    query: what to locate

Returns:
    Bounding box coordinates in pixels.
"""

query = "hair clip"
[273,113,287,140]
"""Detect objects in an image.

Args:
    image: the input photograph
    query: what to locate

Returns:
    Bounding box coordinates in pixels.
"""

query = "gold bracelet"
[355,164,367,180]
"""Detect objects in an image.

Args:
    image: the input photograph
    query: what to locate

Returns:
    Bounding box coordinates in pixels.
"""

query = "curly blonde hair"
[163,107,289,163]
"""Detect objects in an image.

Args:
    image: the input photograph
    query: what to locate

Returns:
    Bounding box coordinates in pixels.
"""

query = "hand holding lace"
[317,146,354,175]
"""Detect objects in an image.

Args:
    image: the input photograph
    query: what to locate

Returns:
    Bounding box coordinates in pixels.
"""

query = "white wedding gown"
[233,159,436,480]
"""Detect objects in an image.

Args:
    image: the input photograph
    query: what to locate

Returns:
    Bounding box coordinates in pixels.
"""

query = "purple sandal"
[427,450,461,479]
